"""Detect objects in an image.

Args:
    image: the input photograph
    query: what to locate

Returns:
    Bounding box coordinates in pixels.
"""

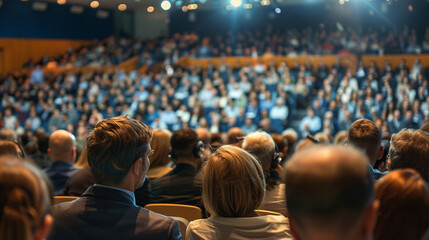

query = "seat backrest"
[170,216,190,239]
[144,203,202,222]
[255,209,282,216]
[53,196,79,205]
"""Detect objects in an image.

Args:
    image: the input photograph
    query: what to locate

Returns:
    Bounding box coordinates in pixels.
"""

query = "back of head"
[170,128,199,159]
[389,129,429,181]
[203,145,265,217]
[284,145,375,240]
[36,134,49,154]
[348,119,381,165]
[420,121,429,134]
[374,169,429,240]
[227,127,244,144]
[195,127,211,145]
[242,132,275,173]
[0,128,17,141]
[48,130,76,162]
[87,116,152,185]
[0,140,25,159]
[150,129,172,168]
[0,155,51,240]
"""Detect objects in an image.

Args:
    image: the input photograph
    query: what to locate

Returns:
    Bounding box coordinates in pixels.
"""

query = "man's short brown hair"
[390,129,429,181]
[348,119,381,164]
[87,116,152,185]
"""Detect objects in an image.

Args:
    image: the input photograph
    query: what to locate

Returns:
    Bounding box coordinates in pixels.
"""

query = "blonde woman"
[186,145,292,240]
[147,129,173,179]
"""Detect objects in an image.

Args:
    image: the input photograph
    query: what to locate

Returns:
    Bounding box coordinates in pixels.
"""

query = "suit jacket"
[150,163,202,207]
[44,161,80,196]
[64,167,152,207]
[48,185,182,240]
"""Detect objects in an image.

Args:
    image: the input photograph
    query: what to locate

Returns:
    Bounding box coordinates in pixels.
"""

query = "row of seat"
[52,196,283,238]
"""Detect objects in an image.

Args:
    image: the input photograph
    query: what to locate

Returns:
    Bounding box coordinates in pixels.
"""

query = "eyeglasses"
[147,150,155,159]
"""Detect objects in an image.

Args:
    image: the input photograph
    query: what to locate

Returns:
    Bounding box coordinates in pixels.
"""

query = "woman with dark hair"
[374,169,429,240]
[0,155,53,240]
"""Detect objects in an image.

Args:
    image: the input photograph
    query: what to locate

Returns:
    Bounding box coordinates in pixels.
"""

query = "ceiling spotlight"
[147,6,154,12]
[260,0,270,6]
[231,0,242,7]
[90,0,99,8]
[118,3,127,11]
[275,7,281,14]
[182,5,188,11]
[161,0,171,10]
[57,0,66,5]
[243,3,252,9]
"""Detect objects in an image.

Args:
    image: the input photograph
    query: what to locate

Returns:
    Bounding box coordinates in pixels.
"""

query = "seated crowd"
[1,115,429,240]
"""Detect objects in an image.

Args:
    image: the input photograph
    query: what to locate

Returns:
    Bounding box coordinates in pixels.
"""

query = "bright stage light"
[275,7,281,13]
[118,3,127,11]
[147,6,154,12]
[90,0,99,8]
[161,0,171,10]
[57,0,66,5]
[231,0,242,7]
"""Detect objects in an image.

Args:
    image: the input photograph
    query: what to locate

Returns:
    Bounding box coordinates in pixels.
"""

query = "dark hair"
[87,116,152,185]
[36,134,50,154]
[390,129,429,181]
[374,169,429,240]
[348,119,381,164]
[170,128,198,158]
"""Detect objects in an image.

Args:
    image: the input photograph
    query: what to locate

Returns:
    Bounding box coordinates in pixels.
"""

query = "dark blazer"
[64,167,152,207]
[48,185,182,240]
[150,163,202,207]
[44,161,80,196]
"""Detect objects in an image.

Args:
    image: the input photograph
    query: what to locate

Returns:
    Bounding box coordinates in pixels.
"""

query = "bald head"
[285,145,376,240]
[48,130,76,162]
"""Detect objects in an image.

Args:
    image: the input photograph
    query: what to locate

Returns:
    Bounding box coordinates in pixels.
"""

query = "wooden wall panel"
[0,38,90,75]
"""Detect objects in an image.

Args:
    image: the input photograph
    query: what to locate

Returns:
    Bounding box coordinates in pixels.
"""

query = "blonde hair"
[202,145,265,217]
[150,129,172,168]
[75,147,88,168]
[0,155,51,240]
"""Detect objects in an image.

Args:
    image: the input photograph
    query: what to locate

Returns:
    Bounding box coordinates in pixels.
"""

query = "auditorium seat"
[144,203,202,222]
[255,209,283,216]
[53,196,79,205]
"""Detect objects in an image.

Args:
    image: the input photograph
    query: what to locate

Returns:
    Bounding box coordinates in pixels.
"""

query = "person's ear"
[34,214,53,240]
[387,160,391,171]
[376,146,384,160]
[47,148,52,158]
[132,158,143,176]
[362,200,379,240]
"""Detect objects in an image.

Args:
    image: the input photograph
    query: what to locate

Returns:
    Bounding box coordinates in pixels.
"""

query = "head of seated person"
[203,145,265,217]
[0,155,52,240]
[374,169,429,240]
[87,116,152,190]
[170,128,202,169]
[0,140,25,159]
[284,145,378,240]
[348,119,383,167]
[389,129,429,182]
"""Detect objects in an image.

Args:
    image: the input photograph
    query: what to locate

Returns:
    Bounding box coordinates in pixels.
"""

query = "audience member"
[0,128,17,141]
[30,133,52,169]
[284,145,378,240]
[242,131,287,216]
[389,129,429,181]
[0,155,53,240]
[374,169,429,240]
[48,116,181,240]
[227,127,245,145]
[348,119,387,180]
[186,145,292,240]
[0,140,25,158]
[43,130,80,195]
[147,129,173,179]
[151,128,203,208]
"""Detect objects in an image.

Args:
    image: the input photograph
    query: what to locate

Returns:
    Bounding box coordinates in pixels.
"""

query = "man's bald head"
[227,127,244,144]
[48,130,76,162]
[284,145,376,240]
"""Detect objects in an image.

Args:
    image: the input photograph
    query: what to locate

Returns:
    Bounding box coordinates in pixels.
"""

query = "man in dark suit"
[48,116,181,240]
[44,130,80,195]
[151,128,203,208]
